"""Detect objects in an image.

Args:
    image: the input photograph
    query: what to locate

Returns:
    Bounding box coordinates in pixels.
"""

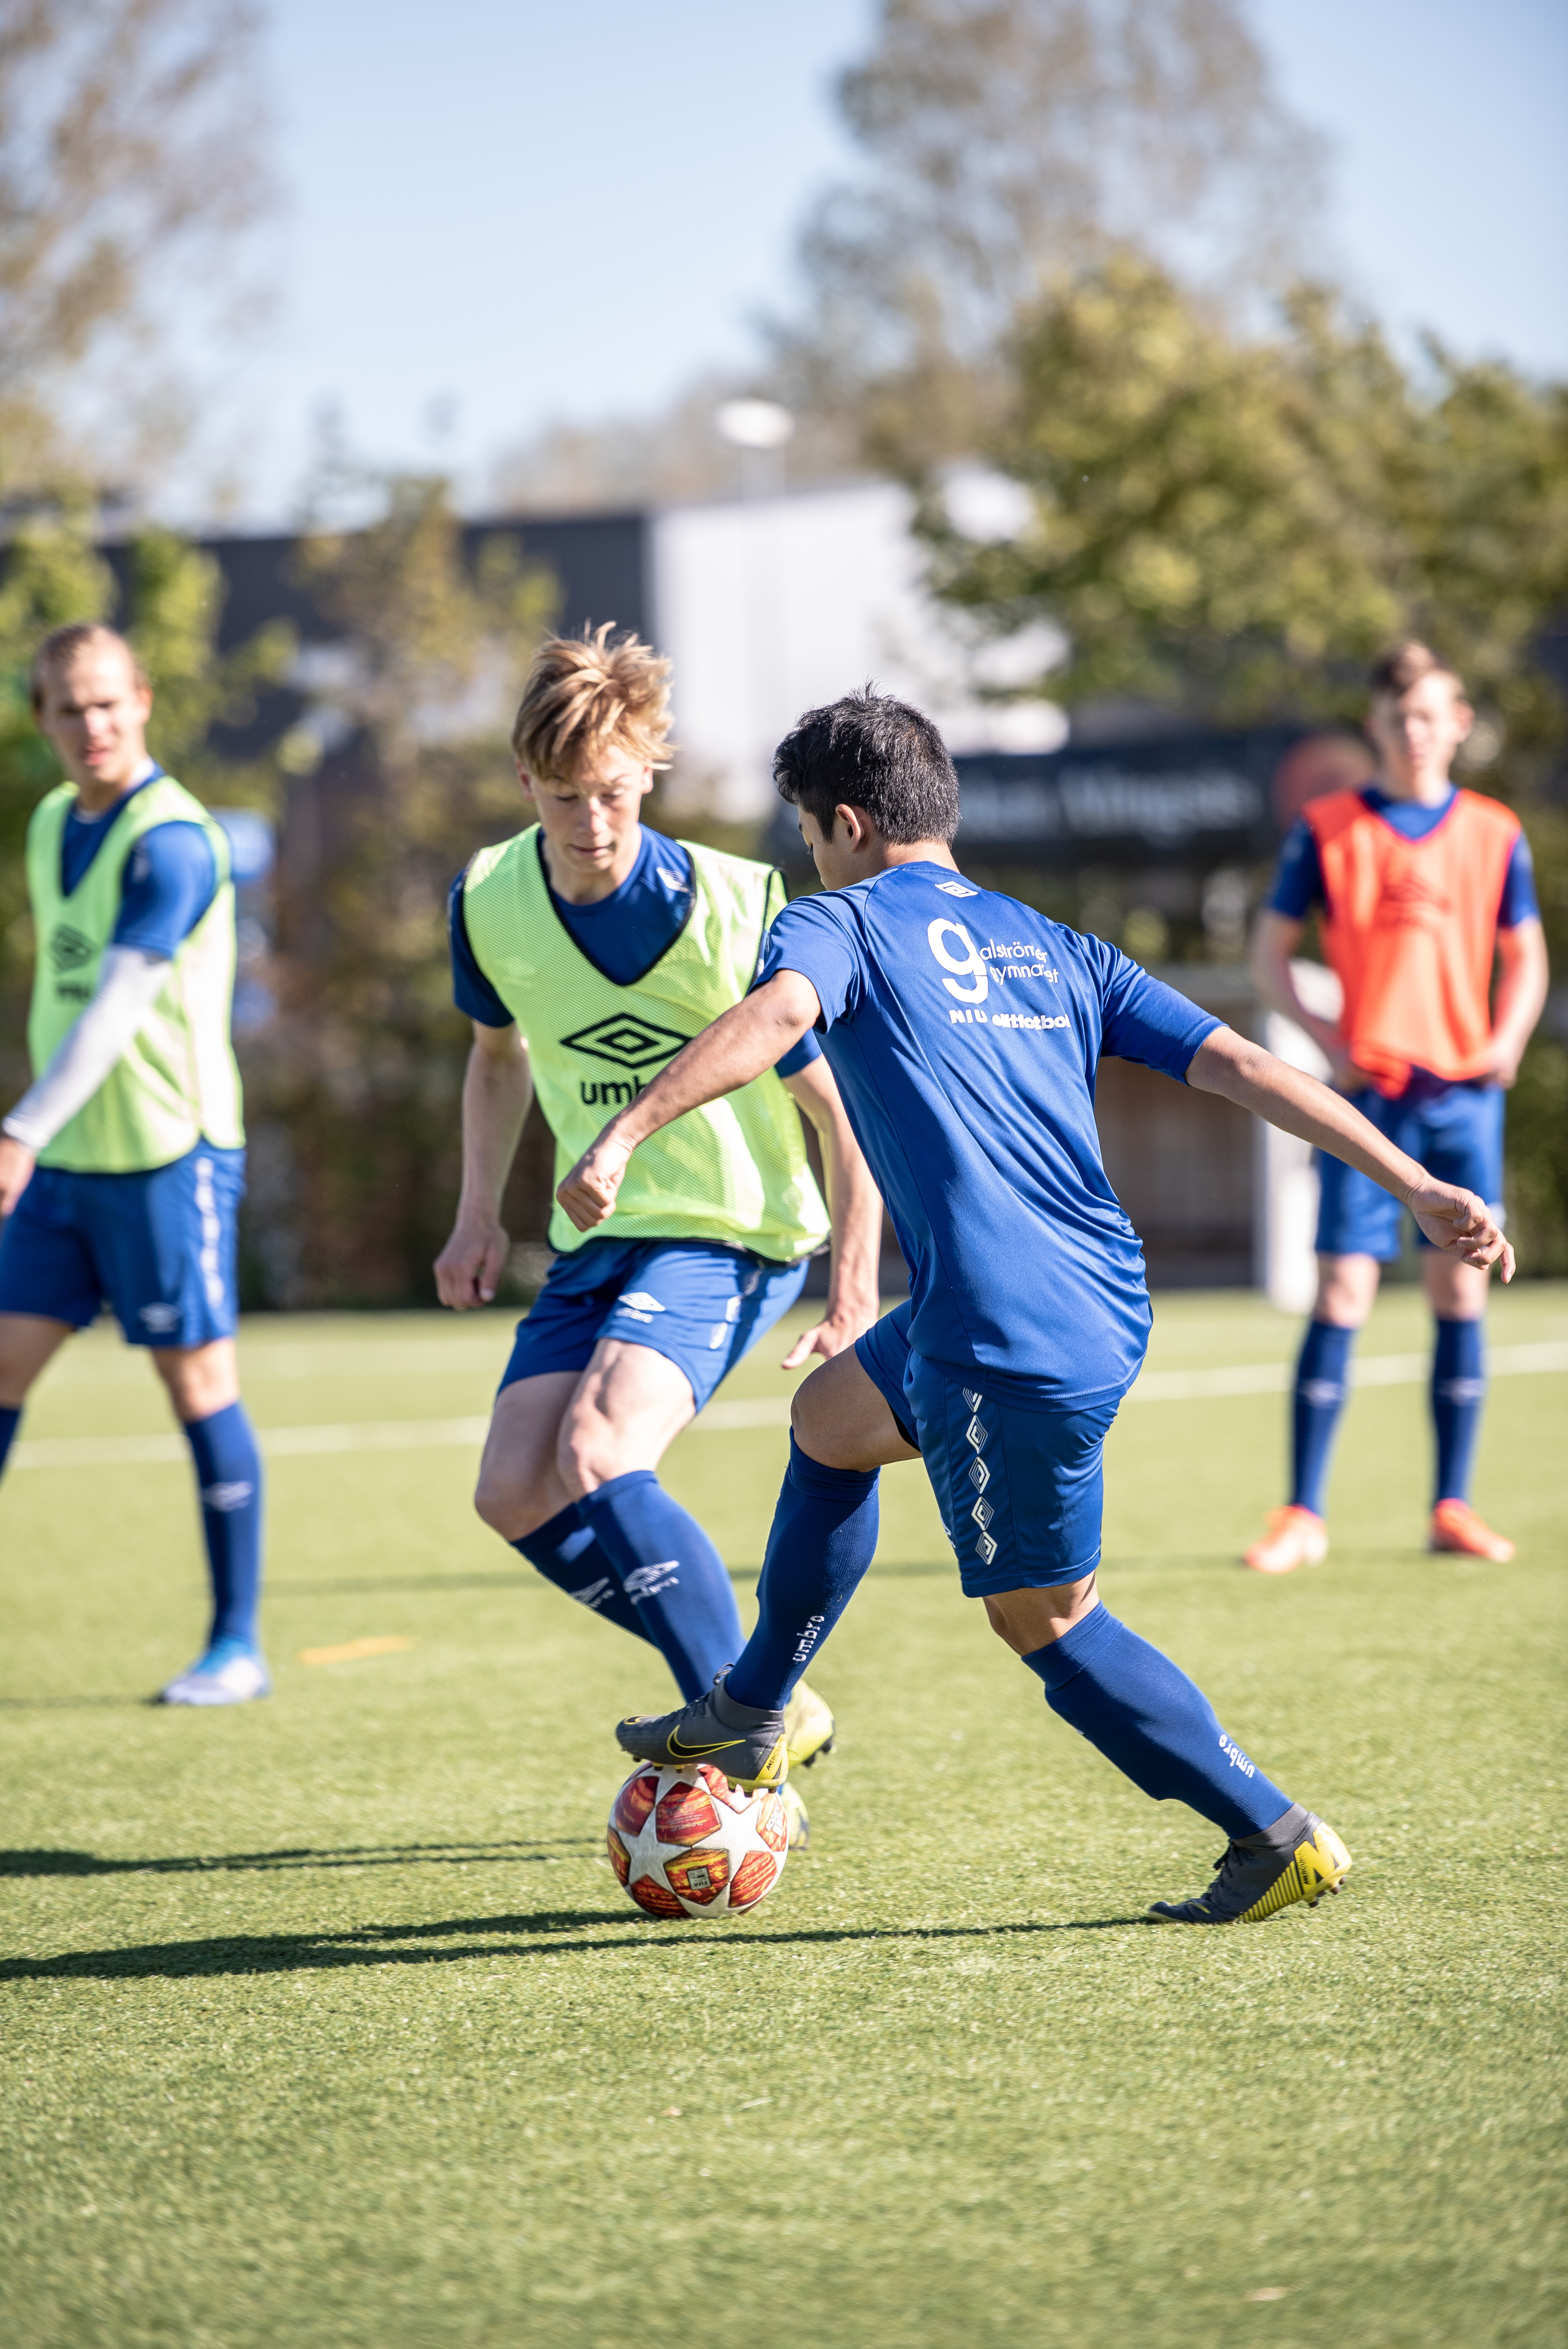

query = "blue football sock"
[182,1403,264,1652]
[509,1504,652,1644]
[1290,1319,1355,1517]
[1023,1605,1294,1839]
[0,1404,19,1476]
[1432,1317,1486,1504]
[725,1438,881,1711]
[576,1470,745,1702]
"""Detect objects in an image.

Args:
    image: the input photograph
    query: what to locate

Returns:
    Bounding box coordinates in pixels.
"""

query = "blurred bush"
[911,252,1568,1269]
[0,481,557,1310]
[240,471,557,1308]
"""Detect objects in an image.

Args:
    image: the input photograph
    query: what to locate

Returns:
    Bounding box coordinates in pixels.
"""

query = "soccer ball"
[606,1761,790,1919]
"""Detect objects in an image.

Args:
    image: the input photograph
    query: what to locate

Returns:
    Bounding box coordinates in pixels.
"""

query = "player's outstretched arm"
[1188,1025,1515,1278]
[557,972,821,1233]
[433,1022,533,1309]
[779,1056,884,1365]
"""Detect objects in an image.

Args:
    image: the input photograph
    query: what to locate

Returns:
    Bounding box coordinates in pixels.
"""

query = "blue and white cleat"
[158,1640,271,1707]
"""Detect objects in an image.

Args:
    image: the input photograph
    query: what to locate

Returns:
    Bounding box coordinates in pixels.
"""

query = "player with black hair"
[561,688,1513,1925]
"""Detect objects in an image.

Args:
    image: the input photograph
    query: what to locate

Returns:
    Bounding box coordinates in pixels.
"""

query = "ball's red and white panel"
[698,1763,755,1814]
[663,1845,731,1904]
[607,1763,791,1917]
[655,1780,722,1846]
[728,1848,779,1910]
[628,1872,686,1918]
[754,1792,788,1854]
[612,1772,659,1837]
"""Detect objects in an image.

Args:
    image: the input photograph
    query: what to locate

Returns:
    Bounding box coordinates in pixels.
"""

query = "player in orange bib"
[1246,642,1549,1572]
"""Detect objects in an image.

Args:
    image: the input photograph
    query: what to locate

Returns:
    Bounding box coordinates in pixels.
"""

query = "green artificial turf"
[1,1285,1564,2349]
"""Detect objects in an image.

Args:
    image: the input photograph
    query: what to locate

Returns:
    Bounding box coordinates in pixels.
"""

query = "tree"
[779,0,1323,468]
[0,0,268,495]
[918,255,1568,726]
[240,472,559,1306]
[917,252,1568,1267]
[0,503,292,1112]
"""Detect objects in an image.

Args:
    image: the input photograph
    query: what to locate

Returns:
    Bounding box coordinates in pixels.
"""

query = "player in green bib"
[0,625,267,1705]
[436,629,883,1830]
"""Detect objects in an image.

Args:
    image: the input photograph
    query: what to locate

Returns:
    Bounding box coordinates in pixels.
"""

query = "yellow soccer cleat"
[779,1780,812,1852]
[1429,1499,1515,1563]
[1243,1504,1328,1576]
[1147,1813,1351,1925]
[783,1679,836,1771]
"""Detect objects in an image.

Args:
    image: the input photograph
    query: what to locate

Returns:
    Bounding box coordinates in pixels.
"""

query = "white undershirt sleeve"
[2,946,173,1155]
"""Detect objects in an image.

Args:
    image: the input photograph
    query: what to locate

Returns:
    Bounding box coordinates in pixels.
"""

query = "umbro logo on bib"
[559,1014,689,1071]
[49,925,94,971]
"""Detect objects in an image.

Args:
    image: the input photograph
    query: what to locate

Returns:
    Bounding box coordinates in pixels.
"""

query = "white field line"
[11,1417,494,1470]
[39,1339,513,1387]
[1125,1339,1568,1403]
[10,1343,1566,1471]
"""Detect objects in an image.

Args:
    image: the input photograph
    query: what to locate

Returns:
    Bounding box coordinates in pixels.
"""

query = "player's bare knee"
[473,1460,551,1539]
[984,1576,1098,1654]
[472,1470,510,1533]
[151,1340,239,1424]
[556,1413,619,1501]
[789,1370,843,1464]
[790,1351,890,1470]
[1313,1253,1377,1328]
[0,1315,64,1406]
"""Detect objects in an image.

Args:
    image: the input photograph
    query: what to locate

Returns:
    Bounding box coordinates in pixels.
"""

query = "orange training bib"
[1304,787,1520,1096]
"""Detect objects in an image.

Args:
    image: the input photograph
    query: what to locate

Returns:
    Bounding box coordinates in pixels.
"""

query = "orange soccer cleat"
[1242,1505,1328,1576]
[1429,1499,1516,1563]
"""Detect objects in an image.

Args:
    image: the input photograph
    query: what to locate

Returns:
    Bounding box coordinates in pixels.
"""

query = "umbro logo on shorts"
[560,1014,690,1072]
[139,1303,181,1332]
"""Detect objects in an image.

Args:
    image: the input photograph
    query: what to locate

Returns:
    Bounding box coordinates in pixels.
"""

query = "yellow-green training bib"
[25,773,244,1172]
[461,828,829,1261]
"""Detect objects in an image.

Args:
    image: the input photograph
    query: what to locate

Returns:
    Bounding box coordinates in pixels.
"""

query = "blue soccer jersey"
[755,863,1220,1403]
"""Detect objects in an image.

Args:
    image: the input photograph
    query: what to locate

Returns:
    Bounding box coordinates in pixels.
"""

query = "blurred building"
[166,483,1362,1306]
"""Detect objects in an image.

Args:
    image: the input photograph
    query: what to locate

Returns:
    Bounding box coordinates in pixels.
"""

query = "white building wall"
[650,479,1066,818]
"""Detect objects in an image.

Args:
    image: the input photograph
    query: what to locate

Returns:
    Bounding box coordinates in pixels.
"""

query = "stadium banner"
[766,727,1373,870]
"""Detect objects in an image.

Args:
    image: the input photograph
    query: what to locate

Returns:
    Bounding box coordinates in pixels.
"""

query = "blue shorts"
[499,1237,810,1412]
[0,1143,245,1347]
[854,1298,919,1447]
[854,1303,1118,1597]
[1316,1078,1504,1260]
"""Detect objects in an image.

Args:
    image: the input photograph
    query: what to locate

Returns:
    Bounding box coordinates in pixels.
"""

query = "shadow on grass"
[0,1839,597,1880]
[0,1907,1149,1982]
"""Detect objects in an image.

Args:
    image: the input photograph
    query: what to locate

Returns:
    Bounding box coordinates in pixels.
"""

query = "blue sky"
[209,0,1568,522]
